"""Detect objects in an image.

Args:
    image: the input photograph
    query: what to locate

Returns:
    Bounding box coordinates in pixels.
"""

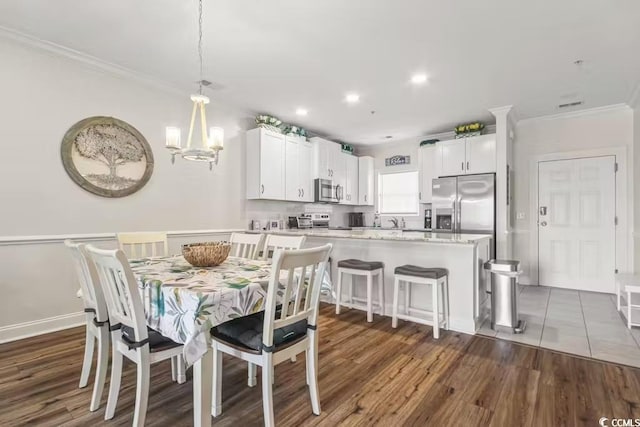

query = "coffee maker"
[424,204,432,230]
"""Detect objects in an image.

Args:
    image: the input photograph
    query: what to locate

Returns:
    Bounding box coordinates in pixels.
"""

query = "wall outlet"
[517,212,526,220]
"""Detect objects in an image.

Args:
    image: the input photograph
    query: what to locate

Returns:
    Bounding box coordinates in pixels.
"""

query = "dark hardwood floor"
[2,303,640,426]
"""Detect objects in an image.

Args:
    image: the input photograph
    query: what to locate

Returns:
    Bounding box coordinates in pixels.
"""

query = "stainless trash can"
[483,260,525,334]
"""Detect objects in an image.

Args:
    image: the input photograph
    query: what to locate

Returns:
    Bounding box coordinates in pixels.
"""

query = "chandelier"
[165,0,224,170]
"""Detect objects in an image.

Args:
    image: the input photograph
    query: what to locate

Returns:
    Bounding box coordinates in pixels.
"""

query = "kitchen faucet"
[389,217,399,229]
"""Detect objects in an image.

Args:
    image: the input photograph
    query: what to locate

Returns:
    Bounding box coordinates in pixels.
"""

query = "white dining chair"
[211,244,332,426]
[260,234,306,261]
[230,232,265,260]
[65,240,110,412]
[117,232,168,258]
[86,245,185,427]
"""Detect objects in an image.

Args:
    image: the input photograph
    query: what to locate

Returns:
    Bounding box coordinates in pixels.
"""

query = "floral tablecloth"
[130,255,276,366]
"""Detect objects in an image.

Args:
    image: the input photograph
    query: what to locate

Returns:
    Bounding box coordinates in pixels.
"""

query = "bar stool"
[336,259,384,322]
[392,265,449,339]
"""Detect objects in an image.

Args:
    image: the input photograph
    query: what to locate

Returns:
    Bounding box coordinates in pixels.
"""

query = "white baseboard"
[0,312,85,344]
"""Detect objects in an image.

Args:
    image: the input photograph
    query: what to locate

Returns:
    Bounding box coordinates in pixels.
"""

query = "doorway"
[537,156,616,293]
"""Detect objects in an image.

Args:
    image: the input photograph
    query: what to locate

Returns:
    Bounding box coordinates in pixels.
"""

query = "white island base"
[255,229,492,335]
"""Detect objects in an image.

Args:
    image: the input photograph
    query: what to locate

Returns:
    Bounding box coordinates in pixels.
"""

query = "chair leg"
[132,350,150,427]
[105,342,123,420]
[177,354,186,384]
[89,328,109,412]
[443,276,450,330]
[628,291,632,329]
[79,324,95,388]
[432,280,440,339]
[366,273,373,322]
[405,280,411,316]
[335,270,343,314]
[248,362,257,387]
[171,357,177,382]
[392,276,400,328]
[212,343,223,417]
[262,353,275,427]
[307,330,321,415]
[378,270,385,316]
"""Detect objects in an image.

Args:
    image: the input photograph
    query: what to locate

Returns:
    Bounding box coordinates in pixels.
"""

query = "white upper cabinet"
[438,134,496,176]
[419,145,439,203]
[311,137,342,180]
[358,156,374,206]
[341,153,359,205]
[439,139,467,176]
[246,128,286,200]
[285,135,314,202]
[465,134,496,174]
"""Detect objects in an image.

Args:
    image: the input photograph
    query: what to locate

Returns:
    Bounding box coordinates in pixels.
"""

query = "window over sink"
[377,170,419,216]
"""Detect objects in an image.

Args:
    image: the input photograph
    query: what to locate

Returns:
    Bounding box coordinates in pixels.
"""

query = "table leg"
[193,348,213,427]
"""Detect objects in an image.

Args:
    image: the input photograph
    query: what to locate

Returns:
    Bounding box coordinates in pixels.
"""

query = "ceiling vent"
[558,101,583,108]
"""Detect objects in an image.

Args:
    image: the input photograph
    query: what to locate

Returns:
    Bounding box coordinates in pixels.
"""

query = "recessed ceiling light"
[410,73,428,85]
[345,93,360,103]
[295,108,308,116]
[385,136,393,139]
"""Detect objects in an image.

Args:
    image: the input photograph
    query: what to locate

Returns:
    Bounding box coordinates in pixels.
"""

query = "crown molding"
[0,25,190,97]
[516,103,631,125]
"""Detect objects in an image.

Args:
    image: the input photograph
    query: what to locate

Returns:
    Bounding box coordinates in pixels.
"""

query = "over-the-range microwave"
[314,178,341,203]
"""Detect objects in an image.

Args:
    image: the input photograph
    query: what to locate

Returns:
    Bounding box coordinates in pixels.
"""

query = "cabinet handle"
[261,184,264,194]
[298,189,301,197]
[461,162,464,171]
[301,189,304,197]
[364,194,367,202]
[467,161,470,171]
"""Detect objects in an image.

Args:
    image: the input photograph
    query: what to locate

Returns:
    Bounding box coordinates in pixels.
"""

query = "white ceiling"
[1,0,639,144]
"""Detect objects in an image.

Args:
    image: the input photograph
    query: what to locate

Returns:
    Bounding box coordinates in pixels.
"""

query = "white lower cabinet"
[246,128,285,200]
[358,156,374,206]
[285,135,313,202]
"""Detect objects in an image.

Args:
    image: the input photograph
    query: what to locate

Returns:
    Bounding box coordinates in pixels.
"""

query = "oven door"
[315,179,339,203]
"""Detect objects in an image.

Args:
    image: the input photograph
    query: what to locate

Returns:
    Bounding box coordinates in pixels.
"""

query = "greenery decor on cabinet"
[255,115,283,133]
[454,122,485,139]
[61,116,154,198]
[341,143,354,154]
[283,125,308,138]
[420,139,440,146]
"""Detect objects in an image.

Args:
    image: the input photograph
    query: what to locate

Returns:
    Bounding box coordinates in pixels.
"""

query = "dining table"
[127,254,331,426]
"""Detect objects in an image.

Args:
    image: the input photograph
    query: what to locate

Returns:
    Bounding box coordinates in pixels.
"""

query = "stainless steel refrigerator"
[432,173,495,257]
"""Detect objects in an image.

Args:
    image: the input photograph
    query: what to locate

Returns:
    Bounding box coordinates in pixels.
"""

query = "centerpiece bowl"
[182,242,231,267]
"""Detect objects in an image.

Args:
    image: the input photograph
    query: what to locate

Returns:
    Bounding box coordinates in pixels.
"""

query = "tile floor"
[478,285,640,367]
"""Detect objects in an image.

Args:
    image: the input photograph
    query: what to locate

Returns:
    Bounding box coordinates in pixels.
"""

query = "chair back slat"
[292,265,307,315]
[65,240,109,323]
[262,244,332,348]
[117,232,168,259]
[86,245,148,342]
[260,234,306,261]
[230,233,265,260]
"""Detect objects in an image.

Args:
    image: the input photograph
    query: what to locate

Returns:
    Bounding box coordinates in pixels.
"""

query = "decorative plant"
[454,122,485,135]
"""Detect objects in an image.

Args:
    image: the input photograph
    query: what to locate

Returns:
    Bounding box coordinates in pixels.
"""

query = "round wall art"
[61,116,154,198]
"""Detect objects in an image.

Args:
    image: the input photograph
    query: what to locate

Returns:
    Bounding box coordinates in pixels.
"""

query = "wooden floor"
[2,304,640,427]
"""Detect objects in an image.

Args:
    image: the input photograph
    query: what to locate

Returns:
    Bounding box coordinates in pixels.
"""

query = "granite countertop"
[247,229,491,245]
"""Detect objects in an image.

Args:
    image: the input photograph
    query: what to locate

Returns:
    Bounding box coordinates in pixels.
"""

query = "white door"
[465,134,496,174]
[358,156,374,206]
[259,131,285,200]
[538,156,616,293]
[299,140,314,202]
[285,136,300,201]
[419,145,438,203]
[439,139,466,176]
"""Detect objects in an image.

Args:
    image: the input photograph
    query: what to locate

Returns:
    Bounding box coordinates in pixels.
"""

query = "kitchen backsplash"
[245,200,355,229]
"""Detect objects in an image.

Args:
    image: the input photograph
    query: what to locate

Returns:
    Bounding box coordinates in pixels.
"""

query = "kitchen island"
[250,229,492,335]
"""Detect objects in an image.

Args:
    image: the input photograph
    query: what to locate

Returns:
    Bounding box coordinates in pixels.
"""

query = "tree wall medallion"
[61,116,154,198]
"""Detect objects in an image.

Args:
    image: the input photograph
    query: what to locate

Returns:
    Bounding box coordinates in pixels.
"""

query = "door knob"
[540,221,548,227]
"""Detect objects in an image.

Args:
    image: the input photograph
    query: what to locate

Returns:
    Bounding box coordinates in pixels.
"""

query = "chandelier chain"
[198,0,203,95]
